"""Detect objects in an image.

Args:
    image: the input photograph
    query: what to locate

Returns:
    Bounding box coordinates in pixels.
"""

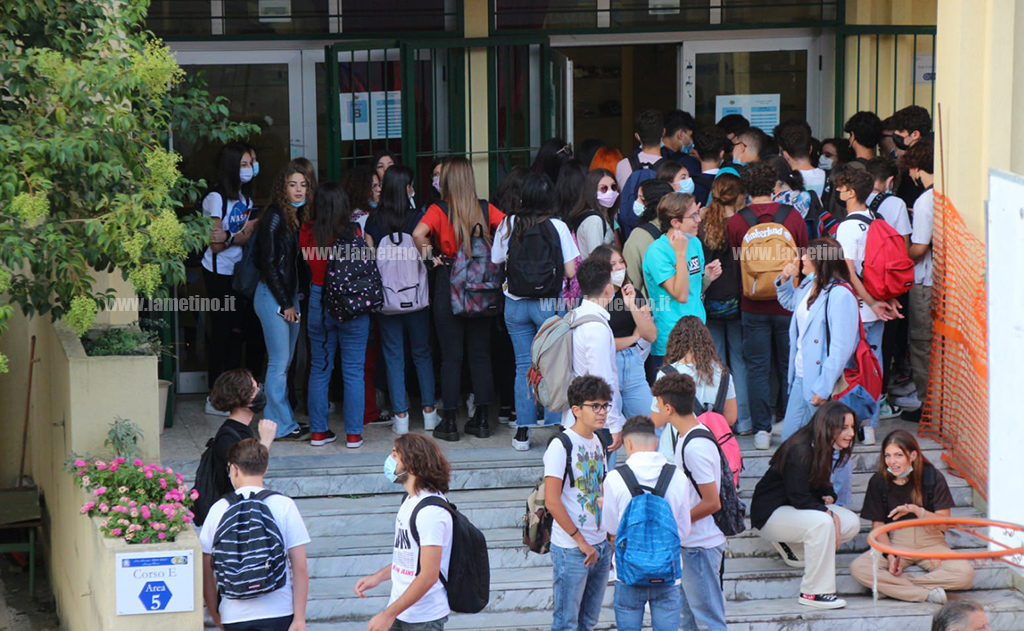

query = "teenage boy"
[891,105,933,208]
[649,373,727,631]
[775,120,826,198]
[201,439,309,631]
[544,375,613,631]
[556,258,626,457]
[692,128,730,203]
[727,160,809,450]
[616,109,665,191]
[355,434,454,631]
[661,109,702,177]
[865,157,912,244]
[716,114,750,144]
[898,141,936,420]
[602,415,691,631]
[843,111,883,164]
[732,127,771,167]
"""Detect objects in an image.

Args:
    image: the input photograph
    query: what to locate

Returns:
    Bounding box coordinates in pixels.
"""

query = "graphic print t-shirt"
[389,491,453,623]
[201,191,252,276]
[543,428,608,548]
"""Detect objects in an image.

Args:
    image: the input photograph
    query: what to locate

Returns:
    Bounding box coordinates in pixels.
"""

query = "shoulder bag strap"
[713,371,731,415]
[739,207,759,229]
[616,465,645,497]
[652,464,676,498]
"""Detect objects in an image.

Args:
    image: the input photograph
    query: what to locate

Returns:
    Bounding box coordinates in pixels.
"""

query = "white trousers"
[758,505,861,595]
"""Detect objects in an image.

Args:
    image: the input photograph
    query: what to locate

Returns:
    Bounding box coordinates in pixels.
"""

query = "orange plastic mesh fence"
[919,192,988,499]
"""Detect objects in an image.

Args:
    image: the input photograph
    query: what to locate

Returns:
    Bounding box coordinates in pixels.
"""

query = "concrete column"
[464,0,490,195]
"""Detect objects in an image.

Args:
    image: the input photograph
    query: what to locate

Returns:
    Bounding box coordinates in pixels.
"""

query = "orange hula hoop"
[867,517,1024,569]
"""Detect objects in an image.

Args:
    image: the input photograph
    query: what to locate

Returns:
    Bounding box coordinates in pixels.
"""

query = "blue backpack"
[617,154,661,241]
[613,463,682,587]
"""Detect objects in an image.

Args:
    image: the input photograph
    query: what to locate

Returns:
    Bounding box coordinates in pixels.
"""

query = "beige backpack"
[738,206,799,301]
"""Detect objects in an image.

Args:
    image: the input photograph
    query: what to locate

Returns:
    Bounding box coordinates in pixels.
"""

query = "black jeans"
[224,614,293,631]
[433,266,494,411]
[881,292,911,390]
[742,311,791,433]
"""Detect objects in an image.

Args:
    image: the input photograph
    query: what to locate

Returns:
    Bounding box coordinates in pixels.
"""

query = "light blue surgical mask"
[632,199,646,216]
[291,199,306,208]
[732,161,747,168]
[368,200,378,210]
[252,161,260,177]
[818,156,834,171]
[887,465,913,480]
[383,455,406,484]
[239,167,254,183]
[676,178,695,195]
[681,142,694,155]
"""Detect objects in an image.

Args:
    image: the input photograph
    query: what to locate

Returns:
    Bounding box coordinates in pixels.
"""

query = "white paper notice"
[714,94,781,134]
[115,550,194,615]
[340,91,402,141]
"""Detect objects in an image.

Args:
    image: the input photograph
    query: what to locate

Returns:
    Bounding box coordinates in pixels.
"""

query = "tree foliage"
[0,0,256,371]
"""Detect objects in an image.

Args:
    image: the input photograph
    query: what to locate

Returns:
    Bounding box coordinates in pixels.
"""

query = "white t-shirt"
[673,424,726,549]
[602,451,692,550]
[543,428,608,549]
[867,192,912,236]
[575,214,615,260]
[389,490,453,623]
[491,216,580,300]
[835,210,878,324]
[201,192,252,276]
[199,486,310,625]
[653,362,735,460]
[794,291,812,378]
[798,168,827,198]
[910,188,935,287]
[616,151,663,191]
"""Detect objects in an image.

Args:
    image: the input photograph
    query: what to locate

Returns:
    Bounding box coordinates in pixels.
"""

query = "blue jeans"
[551,541,611,631]
[616,346,652,419]
[679,545,727,631]
[613,581,682,631]
[307,284,369,436]
[832,450,853,506]
[707,318,751,433]
[505,297,561,428]
[863,319,884,428]
[254,282,300,437]
[378,309,435,414]
[742,312,791,433]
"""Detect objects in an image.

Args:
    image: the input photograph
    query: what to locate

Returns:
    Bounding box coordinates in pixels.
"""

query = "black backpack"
[322,229,384,322]
[505,218,564,298]
[231,231,261,298]
[410,496,490,614]
[191,422,252,527]
[211,490,289,600]
[679,427,747,536]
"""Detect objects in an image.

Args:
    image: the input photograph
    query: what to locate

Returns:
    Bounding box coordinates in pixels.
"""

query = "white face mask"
[633,199,646,216]
[610,269,626,287]
[596,189,619,208]
[818,156,834,171]
[239,167,254,183]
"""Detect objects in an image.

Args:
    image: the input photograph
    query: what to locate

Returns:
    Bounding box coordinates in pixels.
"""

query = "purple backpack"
[376,231,428,314]
[440,200,503,317]
[323,232,383,322]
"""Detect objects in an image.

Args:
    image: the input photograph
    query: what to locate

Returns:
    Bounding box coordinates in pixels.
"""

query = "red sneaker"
[310,430,337,446]
[346,434,364,449]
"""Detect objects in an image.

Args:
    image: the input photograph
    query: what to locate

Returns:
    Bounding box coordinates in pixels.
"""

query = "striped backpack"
[211,490,288,600]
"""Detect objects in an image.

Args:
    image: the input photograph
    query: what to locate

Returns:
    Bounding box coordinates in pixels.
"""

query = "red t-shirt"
[419,201,505,258]
[300,223,368,287]
[726,202,809,316]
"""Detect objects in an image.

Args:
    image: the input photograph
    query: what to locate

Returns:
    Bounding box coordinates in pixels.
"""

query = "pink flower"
[109,464,118,472]
[93,487,104,497]
[128,501,137,507]
[158,478,167,490]
[80,501,96,513]
[133,459,143,466]
[125,531,134,540]
[141,537,150,544]
[95,461,107,470]
[130,509,139,518]
[157,532,167,540]
[140,507,151,519]
[110,528,122,536]
[144,471,153,479]
[190,489,199,501]
[114,457,126,465]
[99,504,110,513]
[81,476,91,487]
[75,459,86,467]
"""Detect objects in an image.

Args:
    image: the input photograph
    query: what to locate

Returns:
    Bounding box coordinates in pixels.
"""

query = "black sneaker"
[279,425,311,441]
[799,593,846,609]
[901,407,923,423]
[364,412,395,427]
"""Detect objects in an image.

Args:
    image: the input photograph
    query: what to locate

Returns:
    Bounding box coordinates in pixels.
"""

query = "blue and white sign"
[714,94,781,135]
[116,550,194,615]
[340,91,402,141]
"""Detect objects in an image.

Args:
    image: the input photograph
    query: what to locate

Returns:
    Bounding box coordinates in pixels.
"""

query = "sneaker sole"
[511,440,531,452]
[346,441,363,449]
[798,598,846,609]
[432,432,460,442]
[879,408,903,420]
[310,436,338,446]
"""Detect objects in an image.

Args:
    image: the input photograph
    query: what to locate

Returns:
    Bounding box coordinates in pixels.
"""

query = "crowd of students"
[192,103,979,631]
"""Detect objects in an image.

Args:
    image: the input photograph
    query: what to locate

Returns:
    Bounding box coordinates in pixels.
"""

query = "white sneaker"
[392,413,409,435]
[926,587,947,604]
[878,400,902,420]
[466,393,476,418]
[512,427,532,452]
[894,393,923,410]
[754,430,771,450]
[205,397,230,417]
[862,426,876,446]
[422,409,440,431]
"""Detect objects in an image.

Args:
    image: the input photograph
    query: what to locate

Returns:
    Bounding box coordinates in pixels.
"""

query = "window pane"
[148,1,212,37]
[693,50,807,130]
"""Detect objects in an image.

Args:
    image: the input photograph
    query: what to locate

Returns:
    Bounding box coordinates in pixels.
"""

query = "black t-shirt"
[607,289,646,340]
[701,236,740,307]
[860,465,955,524]
[212,419,255,499]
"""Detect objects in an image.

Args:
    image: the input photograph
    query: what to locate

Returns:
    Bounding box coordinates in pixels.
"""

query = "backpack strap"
[553,432,575,488]
[739,207,759,230]
[628,153,641,172]
[253,489,280,502]
[409,495,454,587]
[652,464,676,498]
[712,372,730,415]
[640,222,661,239]
[868,191,892,214]
[841,212,874,228]
[679,427,719,500]
[615,465,647,497]
[772,204,793,225]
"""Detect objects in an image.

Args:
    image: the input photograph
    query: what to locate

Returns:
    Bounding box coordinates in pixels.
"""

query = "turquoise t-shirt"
[642,233,706,355]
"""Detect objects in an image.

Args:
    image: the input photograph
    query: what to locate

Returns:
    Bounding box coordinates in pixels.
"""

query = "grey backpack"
[376,232,428,314]
[527,309,609,412]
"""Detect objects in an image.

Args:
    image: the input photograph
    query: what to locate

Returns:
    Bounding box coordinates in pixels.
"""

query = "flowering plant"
[70,457,197,544]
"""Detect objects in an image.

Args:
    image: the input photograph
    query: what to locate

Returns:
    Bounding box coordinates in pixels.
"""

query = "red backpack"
[826,283,884,404]
[843,210,914,300]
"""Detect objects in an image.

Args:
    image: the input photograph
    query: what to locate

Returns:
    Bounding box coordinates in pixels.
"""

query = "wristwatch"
[224,231,235,247]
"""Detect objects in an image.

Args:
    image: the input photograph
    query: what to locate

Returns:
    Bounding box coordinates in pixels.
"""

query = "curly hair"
[208,368,256,412]
[269,161,307,233]
[663,316,725,388]
[394,434,451,494]
[703,173,744,251]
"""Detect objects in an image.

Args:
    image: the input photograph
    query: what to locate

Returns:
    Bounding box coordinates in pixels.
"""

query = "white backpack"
[527,310,608,412]
[375,232,428,314]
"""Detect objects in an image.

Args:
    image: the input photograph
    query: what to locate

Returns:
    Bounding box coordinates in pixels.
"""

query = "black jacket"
[257,204,301,309]
[750,441,838,530]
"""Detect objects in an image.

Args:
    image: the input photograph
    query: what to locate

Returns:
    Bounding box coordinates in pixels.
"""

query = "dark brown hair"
[269,160,307,233]
[879,429,934,507]
[650,372,697,418]
[770,401,854,488]
[208,368,256,412]
[703,172,744,250]
[898,140,934,175]
[833,165,874,205]
[227,439,269,476]
[806,237,852,307]
[394,434,451,494]
[663,316,726,388]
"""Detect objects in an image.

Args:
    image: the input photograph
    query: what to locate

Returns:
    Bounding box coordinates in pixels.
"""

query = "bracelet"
[569,527,580,538]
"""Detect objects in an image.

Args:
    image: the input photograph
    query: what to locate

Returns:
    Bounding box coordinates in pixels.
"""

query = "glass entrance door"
[680,37,825,135]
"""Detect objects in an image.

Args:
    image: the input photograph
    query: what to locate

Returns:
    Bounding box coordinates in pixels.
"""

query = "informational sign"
[649,0,681,15]
[340,91,402,141]
[116,550,194,615]
[915,53,935,84]
[259,0,292,23]
[715,94,781,134]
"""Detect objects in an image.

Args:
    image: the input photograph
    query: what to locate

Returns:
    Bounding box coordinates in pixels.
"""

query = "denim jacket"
[776,274,860,402]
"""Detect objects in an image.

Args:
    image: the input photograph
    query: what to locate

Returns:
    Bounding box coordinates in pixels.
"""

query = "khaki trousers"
[850,525,975,602]
[908,284,933,398]
[758,505,861,595]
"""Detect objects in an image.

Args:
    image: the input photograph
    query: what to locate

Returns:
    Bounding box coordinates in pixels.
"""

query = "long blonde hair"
[441,157,489,256]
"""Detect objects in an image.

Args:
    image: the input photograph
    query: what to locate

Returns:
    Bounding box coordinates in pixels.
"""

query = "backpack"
[738,206,799,301]
[614,464,682,587]
[842,210,915,300]
[805,190,824,239]
[211,490,289,600]
[560,210,605,308]
[879,463,938,521]
[441,200,503,317]
[231,234,260,298]
[376,231,428,314]
[191,422,252,527]
[527,310,610,412]
[678,426,747,536]
[825,283,884,421]
[618,155,661,240]
[639,222,662,240]
[323,230,384,322]
[661,365,742,487]
[506,218,564,298]
[410,496,490,614]
[522,432,609,554]
[868,190,893,214]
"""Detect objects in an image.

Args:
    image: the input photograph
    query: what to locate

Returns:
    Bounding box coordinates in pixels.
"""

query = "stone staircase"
[168,426,1024,631]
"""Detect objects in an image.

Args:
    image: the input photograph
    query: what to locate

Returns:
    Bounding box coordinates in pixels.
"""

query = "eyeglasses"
[682,212,700,221]
[598,184,619,193]
[580,402,612,413]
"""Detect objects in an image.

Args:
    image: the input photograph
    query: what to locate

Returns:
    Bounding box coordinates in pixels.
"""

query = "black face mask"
[249,385,268,414]
[893,133,910,151]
